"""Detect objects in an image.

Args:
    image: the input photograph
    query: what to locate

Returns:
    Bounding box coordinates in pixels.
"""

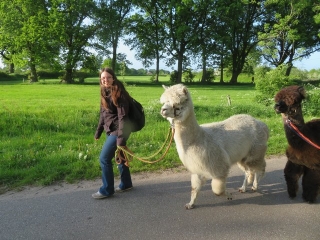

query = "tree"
[0,50,14,74]
[0,0,58,81]
[314,3,320,36]
[259,0,320,76]
[49,0,98,83]
[186,0,221,83]
[81,54,103,73]
[160,0,214,83]
[126,0,167,82]
[95,0,133,72]
[215,0,265,84]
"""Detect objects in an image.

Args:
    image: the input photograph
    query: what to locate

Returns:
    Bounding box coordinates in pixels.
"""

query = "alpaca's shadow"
[131,168,318,209]
[195,169,318,208]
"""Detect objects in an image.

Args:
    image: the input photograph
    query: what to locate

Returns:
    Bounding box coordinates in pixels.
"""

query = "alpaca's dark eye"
[277,101,286,107]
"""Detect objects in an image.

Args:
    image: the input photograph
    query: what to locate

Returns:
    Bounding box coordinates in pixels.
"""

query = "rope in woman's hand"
[114,128,175,167]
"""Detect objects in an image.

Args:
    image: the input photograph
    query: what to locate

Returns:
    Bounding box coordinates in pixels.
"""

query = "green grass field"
[0,75,299,193]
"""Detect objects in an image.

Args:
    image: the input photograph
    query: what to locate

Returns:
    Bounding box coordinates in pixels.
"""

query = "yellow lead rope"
[115,128,175,166]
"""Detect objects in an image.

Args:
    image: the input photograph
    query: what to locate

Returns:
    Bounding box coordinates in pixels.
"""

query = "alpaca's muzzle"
[274,101,287,114]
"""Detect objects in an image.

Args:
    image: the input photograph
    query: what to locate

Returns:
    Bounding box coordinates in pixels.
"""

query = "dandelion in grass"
[79,152,83,159]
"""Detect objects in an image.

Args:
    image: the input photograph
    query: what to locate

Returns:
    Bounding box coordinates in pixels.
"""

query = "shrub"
[255,65,295,104]
[0,71,9,80]
[170,70,178,83]
[302,83,320,116]
[37,71,62,79]
[203,69,215,83]
[183,68,195,83]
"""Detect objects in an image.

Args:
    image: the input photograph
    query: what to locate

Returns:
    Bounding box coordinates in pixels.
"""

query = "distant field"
[0,75,289,192]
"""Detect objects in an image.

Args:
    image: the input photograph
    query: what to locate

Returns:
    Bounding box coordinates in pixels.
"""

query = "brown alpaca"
[274,85,320,203]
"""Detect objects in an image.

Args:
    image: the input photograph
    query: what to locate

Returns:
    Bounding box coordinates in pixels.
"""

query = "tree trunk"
[285,63,293,76]
[201,65,207,83]
[285,52,294,76]
[229,56,240,84]
[64,68,73,83]
[112,37,118,71]
[201,52,206,83]
[155,51,160,83]
[29,62,38,82]
[176,53,183,83]
[201,48,208,83]
[229,71,239,84]
[9,63,14,74]
[219,55,224,83]
[112,46,117,71]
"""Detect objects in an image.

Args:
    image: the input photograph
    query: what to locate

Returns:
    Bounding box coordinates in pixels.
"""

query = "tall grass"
[0,76,301,192]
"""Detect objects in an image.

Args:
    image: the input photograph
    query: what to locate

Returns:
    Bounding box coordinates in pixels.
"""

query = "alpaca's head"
[160,84,193,123]
[274,85,306,116]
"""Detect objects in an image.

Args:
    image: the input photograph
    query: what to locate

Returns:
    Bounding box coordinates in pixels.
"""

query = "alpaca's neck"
[283,108,305,126]
[173,113,201,144]
[281,111,306,148]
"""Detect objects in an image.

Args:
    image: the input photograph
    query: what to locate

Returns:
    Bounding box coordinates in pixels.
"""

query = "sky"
[293,51,320,70]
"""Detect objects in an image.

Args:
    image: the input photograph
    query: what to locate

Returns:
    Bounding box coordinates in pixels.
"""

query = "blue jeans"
[99,134,132,196]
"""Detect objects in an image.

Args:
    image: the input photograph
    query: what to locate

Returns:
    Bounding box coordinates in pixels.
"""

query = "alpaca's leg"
[211,177,232,200]
[237,157,266,192]
[237,162,249,193]
[301,168,320,203]
[252,171,265,191]
[284,160,304,199]
[239,170,252,193]
[185,174,206,210]
[247,171,254,184]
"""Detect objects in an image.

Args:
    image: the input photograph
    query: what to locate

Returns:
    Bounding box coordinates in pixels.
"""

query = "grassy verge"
[0,75,305,193]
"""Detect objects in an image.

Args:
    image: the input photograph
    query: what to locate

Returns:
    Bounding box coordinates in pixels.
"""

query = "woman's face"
[100,71,114,88]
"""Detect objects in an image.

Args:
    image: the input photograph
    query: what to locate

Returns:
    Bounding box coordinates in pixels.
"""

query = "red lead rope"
[286,118,320,150]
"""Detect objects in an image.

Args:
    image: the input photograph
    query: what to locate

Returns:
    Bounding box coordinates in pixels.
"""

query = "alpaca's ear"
[183,87,188,95]
[162,85,169,90]
[298,86,307,99]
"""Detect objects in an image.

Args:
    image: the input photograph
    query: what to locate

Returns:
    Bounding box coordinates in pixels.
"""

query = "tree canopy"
[0,0,319,83]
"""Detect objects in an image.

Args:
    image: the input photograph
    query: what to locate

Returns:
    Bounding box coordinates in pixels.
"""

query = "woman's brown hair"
[99,67,131,110]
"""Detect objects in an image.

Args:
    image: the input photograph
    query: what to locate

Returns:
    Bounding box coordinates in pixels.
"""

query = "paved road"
[1,156,319,240]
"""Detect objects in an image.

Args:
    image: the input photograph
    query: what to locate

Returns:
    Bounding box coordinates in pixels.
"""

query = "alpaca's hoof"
[226,192,233,200]
[238,187,246,193]
[251,186,257,192]
[302,195,316,203]
[185,203,195,210]
[288,193,297,199]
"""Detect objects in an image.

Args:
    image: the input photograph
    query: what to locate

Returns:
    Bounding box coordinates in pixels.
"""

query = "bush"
[255,65,295,96]
[203,69,215,83]
[255,65,296,104]
[183,68,195,83]
[0,71,9,80]
[37,71,62,79]
[302,83,320,116]
[170,70,178,83]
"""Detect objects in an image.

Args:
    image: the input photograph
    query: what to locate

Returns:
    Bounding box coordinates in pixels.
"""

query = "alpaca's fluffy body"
[160,84,268,209]
[274,85,320,203]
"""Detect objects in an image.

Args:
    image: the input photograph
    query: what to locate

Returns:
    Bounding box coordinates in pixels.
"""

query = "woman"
[92,67,133,199]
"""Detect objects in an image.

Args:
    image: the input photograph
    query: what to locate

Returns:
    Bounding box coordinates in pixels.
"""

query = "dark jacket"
[94,96,131,146]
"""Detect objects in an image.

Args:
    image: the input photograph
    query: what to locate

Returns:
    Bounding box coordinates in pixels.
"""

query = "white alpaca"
[160,84,269,209]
